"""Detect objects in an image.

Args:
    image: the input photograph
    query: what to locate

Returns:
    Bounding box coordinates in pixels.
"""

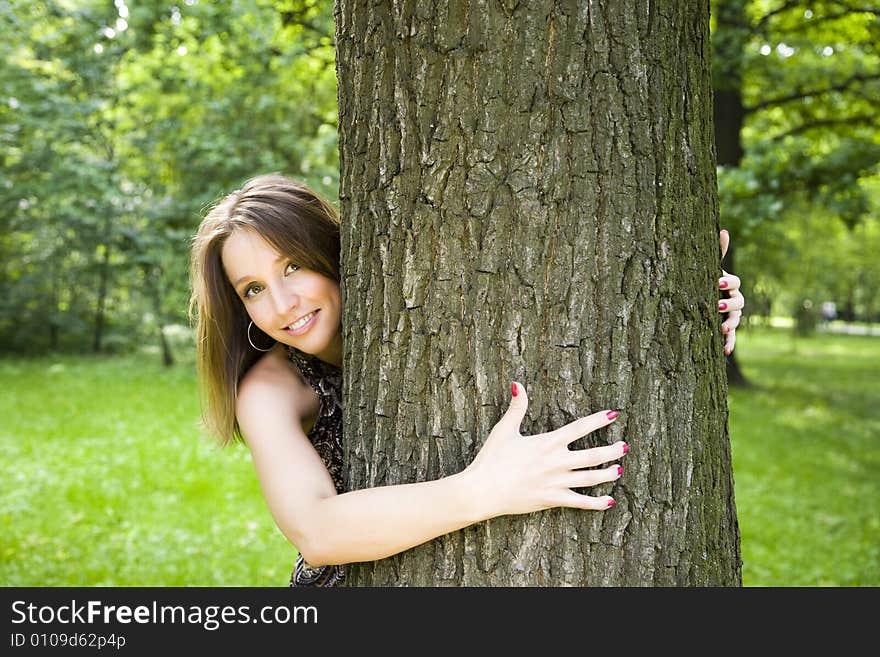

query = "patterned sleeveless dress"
[284,346,346,587]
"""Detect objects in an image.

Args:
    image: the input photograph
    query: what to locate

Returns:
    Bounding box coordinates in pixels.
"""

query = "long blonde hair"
[189,174,340,444]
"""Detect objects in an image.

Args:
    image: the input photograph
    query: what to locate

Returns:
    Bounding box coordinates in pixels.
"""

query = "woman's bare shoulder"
[236,346,319,424]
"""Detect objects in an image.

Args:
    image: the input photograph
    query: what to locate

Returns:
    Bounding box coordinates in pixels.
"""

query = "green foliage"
[1,0,338,355]
[734,190,880,324]
[712,0,880,324]
[3,1,878,353]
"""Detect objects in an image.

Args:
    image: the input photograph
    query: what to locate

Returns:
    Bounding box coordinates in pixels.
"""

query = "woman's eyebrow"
[232,255,287,287]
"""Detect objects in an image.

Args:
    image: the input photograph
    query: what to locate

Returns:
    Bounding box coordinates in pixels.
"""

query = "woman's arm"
[237,358,626,568]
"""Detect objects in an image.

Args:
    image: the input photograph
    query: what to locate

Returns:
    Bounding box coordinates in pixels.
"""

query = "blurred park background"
[1,1,878,585]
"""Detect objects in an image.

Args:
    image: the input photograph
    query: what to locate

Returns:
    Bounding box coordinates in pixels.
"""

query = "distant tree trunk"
[149,266,174,367]
[842,285,856,323]
[92,216,112,353]
[337,0,741,585]
[712,0,750,387]
[49,271,59,351]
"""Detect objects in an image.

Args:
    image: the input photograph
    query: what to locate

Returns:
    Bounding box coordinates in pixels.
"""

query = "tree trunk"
[337,0,741,586]
[92,219,112,354]
[712,0,750,387]
[149,266,174,367]
[49,270,59,351]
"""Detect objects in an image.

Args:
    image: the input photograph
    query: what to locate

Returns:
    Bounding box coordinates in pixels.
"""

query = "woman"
[189,174,745,586]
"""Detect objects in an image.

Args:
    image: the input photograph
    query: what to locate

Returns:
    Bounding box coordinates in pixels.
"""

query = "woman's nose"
[269,284,298,318]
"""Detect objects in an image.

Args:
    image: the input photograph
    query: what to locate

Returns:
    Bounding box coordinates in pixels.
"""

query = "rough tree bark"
[336,0,741,585]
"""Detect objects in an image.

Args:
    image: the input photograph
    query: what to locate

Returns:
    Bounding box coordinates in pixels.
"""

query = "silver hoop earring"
[247,320,274,352]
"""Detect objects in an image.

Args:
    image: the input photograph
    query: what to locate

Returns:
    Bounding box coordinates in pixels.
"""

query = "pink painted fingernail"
[606,410,619,420]
[719,280,728,288]
[607,498,616,508]
[622,442,629,454]
[511,382,518,397]
[617,466,623,476]
[718,301,728,311]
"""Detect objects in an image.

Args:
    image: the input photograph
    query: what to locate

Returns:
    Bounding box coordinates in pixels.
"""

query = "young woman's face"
[221,228,342,366]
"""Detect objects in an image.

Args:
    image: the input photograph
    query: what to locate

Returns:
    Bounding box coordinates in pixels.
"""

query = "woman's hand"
[718,229,745,356]
[463,382,627,519]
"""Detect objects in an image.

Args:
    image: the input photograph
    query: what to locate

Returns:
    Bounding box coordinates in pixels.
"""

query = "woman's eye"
[285,263,300,275]
[244,284,263,299]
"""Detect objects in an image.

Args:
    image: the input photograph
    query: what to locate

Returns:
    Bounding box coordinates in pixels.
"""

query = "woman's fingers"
[542,409,619,446]
[722,306,743,333]
[567,440,629,469]
[719,273,741,292]
[719,266,744,355]
[488,388,630,513]
[719,289,743,355]
[718,291,745,314]
[555,489,617,511]
[563,463,623,489]
[723,329,737,356]
[494,381,529,435]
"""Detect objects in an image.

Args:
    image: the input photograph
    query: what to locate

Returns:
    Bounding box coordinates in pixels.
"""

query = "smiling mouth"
[285,310,318,331]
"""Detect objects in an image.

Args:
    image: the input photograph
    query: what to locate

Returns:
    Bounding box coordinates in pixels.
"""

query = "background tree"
[0,0,338,358]
[1,1,131,353]
[712,0,880,354]
[5,1,875,360]
[337,0,741,585]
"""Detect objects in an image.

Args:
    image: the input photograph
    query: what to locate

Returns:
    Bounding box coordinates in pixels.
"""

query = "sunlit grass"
[2,326,877,586]
[0,355,293,586]
[730,326,880,586]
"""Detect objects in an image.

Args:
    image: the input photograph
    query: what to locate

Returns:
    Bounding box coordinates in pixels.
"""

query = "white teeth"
[288,312,315,331]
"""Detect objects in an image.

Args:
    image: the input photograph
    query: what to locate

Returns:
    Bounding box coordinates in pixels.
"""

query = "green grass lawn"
[1,326,877,586]
[730,326,880,586]
[0,355,293,586]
